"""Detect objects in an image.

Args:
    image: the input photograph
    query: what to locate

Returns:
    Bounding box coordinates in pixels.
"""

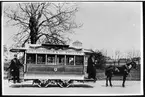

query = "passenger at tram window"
[47,55,55,65]
[26,54,36,64]
[57,55,64,65]
[60,58,64,64]
[66,56,74,65]
[75,56,84,65]
[69,57,74,65]
[27,57,31,64]
[37,55,45,64]
[37,56,42,64]
[47,57,55,63]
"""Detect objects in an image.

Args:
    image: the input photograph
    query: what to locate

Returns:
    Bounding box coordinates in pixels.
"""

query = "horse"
[105,61,137,87]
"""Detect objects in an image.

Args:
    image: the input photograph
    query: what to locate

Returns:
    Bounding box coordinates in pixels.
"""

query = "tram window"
[37,54,46,64]
[26,54,36,64]
[56,55,65,65]
[47,55,55,65]
[75,56,84,65]
[66,55,74,65]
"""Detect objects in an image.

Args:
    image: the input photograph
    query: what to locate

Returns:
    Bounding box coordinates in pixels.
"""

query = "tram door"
[55,55,65,73]
[19,66,24,80]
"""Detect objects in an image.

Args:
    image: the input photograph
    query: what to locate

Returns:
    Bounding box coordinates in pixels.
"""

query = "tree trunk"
[29,16,38,44]
[30,33,37,44]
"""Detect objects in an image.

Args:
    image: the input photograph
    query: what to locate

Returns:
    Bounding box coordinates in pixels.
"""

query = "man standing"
[7,54,23,83]
[87,54,97,81]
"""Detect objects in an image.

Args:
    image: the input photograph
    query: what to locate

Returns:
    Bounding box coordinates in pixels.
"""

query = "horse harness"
[113,64,131,75]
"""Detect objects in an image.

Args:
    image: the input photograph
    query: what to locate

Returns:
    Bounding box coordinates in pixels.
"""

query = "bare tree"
[115,50,123,65]
[3,45,9,61]
[111,50,123,66]
[90,49,106,69]
[126,49,141,64]
[3,45,7,53]
[4,2,81,47]
[100,49,108,56]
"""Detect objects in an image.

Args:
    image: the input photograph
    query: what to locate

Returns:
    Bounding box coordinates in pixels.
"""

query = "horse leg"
[109,76,112,87]
[13,71,16,83]
[122,75,126,87]
[106,76,109,87]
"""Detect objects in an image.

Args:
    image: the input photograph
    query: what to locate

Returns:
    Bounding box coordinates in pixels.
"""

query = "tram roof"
[10,44,84,55]
[27,45,83,55]
[42,44,69,48]
[10,48,27,52]
[28,44,82,50]
[9,44,93,55]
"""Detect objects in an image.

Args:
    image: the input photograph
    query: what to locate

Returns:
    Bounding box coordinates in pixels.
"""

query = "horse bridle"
[126,61,137,70]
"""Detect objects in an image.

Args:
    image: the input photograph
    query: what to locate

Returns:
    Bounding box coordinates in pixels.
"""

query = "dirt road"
[2,80,142,96]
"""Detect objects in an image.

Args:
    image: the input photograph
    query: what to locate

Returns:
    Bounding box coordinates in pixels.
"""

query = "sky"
[2,2,142,57]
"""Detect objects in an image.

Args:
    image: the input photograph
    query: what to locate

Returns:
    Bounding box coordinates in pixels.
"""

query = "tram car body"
[8,44,94,87]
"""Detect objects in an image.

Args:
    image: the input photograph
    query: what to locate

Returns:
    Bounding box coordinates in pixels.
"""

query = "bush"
[91,51,106,69]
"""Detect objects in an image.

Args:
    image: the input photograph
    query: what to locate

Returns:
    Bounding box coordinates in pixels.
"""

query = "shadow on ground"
[9,84,93,88]
[101,84,129,87]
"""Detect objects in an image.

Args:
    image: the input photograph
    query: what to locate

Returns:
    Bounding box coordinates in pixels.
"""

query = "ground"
[2,79,143,96]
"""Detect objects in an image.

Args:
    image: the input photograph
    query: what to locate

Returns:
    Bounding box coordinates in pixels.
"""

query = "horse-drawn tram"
[8,44,94,87]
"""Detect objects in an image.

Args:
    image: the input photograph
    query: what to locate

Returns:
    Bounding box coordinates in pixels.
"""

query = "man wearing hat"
[87,54,97,82]
[7,54,23,83]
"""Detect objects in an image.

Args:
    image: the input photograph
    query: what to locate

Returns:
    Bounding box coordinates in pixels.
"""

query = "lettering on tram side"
[26,48,84,55]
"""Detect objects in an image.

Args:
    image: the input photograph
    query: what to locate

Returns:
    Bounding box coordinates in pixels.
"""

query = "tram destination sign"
[26,48,84,55]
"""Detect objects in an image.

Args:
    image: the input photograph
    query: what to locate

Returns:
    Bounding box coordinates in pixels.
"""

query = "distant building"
[106,59,114,66]
[118,57,141,65]
[118,58,127,65]
[105,56,111,60]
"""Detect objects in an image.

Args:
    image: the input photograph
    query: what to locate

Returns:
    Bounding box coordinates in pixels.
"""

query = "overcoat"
[87,56,96,79]
[8,58,22,78]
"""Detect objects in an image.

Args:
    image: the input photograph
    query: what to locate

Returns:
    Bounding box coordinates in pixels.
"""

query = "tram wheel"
[63,82,72,88]
[57,82,64,88]
[63,82,68,87]
[57,80,72,88]
[40,83,46,87]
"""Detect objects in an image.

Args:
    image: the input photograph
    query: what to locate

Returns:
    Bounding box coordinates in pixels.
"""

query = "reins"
[125,61,136,72]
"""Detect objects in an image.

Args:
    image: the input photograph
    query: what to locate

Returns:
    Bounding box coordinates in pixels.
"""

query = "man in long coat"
[7,54,23,83]
[87,55,97,81]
